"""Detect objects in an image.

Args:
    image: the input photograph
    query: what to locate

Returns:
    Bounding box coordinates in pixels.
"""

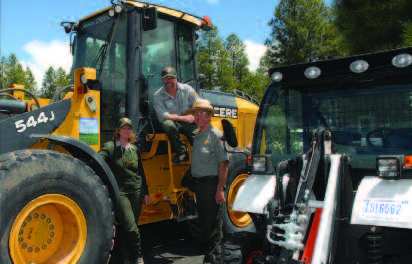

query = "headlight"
[377,156,401,179]
[253,156,267,173]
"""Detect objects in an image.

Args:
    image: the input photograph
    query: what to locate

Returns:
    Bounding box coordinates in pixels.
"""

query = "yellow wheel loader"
[0,1,258,263]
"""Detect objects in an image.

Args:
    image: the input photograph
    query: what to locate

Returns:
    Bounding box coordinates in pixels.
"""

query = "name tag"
[213,106,238,119]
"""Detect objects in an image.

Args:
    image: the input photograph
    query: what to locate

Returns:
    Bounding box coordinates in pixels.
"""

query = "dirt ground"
[140,221,205,264]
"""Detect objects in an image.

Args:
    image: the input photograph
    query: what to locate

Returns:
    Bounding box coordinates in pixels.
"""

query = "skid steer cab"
[0,1,258,264]
[224,47,412,264]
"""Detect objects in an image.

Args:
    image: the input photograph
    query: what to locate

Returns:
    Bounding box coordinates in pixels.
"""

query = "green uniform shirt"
[153,82,198,122]
[191,126,228,178]
[99,141,148,194]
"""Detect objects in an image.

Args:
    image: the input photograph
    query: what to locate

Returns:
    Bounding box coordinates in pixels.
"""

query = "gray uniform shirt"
[191,126,229,178]
[153,82,198,122]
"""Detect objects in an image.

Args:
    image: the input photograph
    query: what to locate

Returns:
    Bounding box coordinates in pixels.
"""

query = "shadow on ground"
[141,221,204,264]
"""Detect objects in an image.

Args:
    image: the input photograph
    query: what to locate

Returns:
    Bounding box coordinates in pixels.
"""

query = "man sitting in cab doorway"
[153,66,199,163]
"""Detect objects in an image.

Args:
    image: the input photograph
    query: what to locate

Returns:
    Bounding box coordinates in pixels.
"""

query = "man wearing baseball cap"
[153,66,199,163]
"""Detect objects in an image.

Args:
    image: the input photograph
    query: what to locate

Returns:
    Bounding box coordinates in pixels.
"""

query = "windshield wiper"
[93,14,120,79]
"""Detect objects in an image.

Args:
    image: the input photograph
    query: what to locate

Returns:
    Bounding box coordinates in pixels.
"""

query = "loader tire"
[0,149,114,264]
[223,155,255,235]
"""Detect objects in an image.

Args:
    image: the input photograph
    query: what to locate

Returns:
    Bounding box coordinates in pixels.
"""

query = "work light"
[392,53,412,68]
[350,60,369,73]
[253,156,267,173]
[376,156,401,179]
[304,66,321,79]
[271,72,283,82]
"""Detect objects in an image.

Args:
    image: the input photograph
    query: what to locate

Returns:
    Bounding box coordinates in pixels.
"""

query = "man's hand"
[215,189,225,204]
[179,115,195,123]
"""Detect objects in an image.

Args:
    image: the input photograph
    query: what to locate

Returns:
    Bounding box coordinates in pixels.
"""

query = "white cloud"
[22,40,72,90]
[244,40,267,72]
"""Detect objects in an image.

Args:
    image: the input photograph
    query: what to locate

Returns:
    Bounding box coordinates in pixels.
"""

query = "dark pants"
[192,176,223,254]
[110,192,143,264]
[161,120,197,154]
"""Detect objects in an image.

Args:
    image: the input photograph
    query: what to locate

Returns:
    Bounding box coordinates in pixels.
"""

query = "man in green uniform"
[100,117,149,264]
[153,66,199,163]
[189,99,229,263]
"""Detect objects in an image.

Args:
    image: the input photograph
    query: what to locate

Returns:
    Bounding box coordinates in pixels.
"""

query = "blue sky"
[0,0,276,86]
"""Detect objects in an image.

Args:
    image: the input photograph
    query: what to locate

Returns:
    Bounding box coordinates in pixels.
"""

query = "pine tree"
[55,67,70,88]
[267,0,344,66]
[41,67,57,98]
[196,26,234,91]
[5,54,26,87]
[335,0,412,53]
[225,34,249,83]
[24,67,36,92]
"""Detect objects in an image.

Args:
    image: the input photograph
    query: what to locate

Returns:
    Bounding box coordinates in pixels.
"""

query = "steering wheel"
[366,128,393,148]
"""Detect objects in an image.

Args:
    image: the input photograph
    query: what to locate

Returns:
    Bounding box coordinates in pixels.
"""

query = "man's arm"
[215,160,228,204]
[166,113,194,123]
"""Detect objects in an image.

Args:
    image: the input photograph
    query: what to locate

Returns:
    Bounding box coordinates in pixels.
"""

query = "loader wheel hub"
[10,194,87,264]
[227,173,252,228]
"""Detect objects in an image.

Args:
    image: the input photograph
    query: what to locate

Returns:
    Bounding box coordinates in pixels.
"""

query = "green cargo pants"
[161,120,197,154]
[192,176,223,254]
[109,192,143,264]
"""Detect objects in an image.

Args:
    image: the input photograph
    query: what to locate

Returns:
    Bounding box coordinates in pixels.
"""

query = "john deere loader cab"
[70,1,205,142]
[230,47,412,264]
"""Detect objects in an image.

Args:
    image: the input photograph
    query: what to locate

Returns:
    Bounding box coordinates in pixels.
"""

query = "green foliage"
[225,34,249,83]
[24,67,37,92]
[41,67,57,98]
[267,0,345,65]
[335,0,412,53]
[402,21,412,46]
[197,26,234,91]
[196,27,269,101]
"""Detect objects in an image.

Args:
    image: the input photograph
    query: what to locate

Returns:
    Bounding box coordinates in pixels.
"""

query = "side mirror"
[221,119,238,148]
[142,7,157,31]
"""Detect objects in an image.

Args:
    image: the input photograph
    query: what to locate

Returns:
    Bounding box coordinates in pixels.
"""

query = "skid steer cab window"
[256,78,412,169]
[73,12,127,142]
[257,86,304,166]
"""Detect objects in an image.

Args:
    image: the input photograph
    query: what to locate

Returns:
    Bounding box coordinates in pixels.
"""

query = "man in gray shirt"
[153,66,198,163]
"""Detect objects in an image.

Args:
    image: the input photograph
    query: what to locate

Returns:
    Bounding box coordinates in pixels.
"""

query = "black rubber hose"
[0,88,40,109]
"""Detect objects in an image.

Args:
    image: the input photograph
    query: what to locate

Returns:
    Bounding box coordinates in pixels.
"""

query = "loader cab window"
[141,18,197,111]
[177,24,196,85]
[142,18,176,103]
[73,12,127,142]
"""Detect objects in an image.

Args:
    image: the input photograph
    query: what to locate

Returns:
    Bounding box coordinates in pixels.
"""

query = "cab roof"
[269,47,412,86]
[79,0,210,28]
